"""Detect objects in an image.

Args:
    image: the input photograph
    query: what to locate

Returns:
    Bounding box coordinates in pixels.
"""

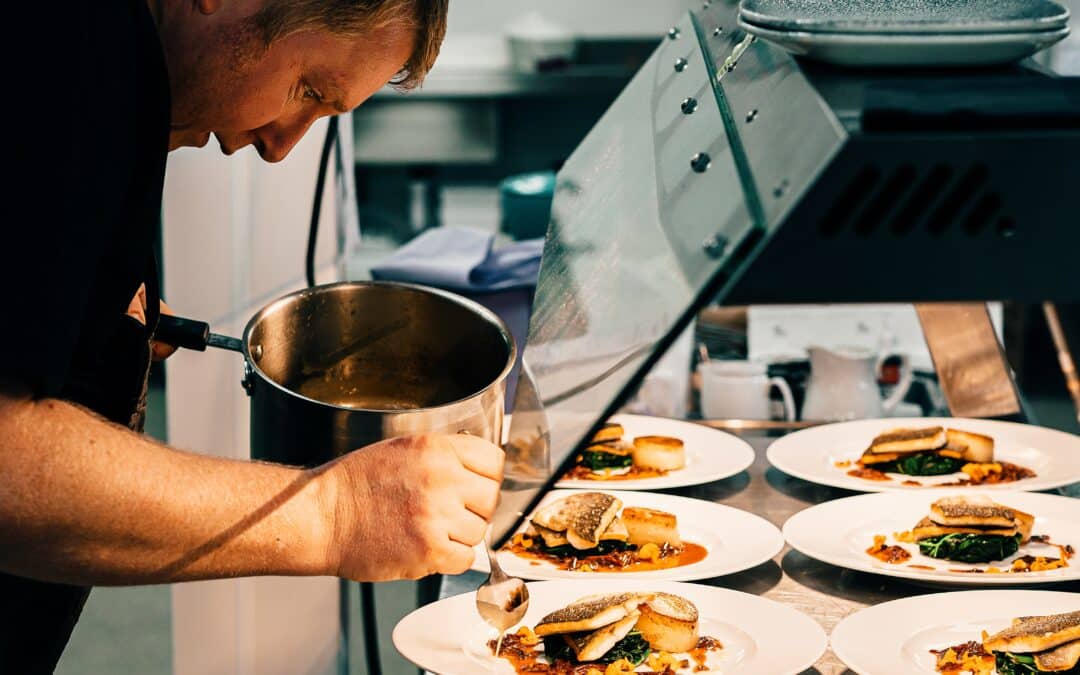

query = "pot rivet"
[251,345,264,361]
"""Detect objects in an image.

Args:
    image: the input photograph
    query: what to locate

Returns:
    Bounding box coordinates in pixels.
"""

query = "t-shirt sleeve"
[2,7,113,396]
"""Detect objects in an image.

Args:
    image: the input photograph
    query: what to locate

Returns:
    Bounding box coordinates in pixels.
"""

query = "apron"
[0,262,160,674]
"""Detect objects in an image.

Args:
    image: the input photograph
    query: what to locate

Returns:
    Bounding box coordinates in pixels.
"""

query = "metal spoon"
[475,527,529,656]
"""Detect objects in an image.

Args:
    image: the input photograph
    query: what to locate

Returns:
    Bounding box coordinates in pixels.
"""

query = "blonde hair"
[251,0,448,90]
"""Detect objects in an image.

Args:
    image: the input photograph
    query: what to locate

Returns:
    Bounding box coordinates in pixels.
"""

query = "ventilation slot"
[927,164,989,234]
[889,164,953,234]
[963,192,1002,235]
[854,164,917,236]
[819,166,881,236]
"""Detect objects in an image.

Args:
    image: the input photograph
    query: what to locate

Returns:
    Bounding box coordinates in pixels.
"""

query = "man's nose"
[256,113,322,163]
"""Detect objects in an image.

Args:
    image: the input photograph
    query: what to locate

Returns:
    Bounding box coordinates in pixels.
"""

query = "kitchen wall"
[446,0,697,37]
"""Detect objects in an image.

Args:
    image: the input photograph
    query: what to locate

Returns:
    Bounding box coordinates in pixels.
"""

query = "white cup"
[699,360,796,421]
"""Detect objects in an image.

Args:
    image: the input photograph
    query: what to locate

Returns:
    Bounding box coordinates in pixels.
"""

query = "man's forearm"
[0,386,335,585]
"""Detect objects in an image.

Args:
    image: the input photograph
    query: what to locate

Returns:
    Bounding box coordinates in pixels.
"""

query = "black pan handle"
[156,314,243,353]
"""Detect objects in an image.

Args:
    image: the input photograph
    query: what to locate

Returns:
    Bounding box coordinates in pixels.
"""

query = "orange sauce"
[866,536,911,564]
[688,636,724,671]
[563,464,668,482]
[908,564,935,570]
[848,466,892,481]
[505,541,708,573]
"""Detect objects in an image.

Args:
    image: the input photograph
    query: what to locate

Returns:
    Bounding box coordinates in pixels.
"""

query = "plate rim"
[766,416,1080,493]
[393,579,829,675]
[477,487,784,581]
[829,589,1080,675]
[783,490,1080,586]
[554,413,756,491]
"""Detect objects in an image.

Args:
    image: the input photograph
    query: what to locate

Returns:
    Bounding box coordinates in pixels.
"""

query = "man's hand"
[321,433,504,581]
[151,300,178,361]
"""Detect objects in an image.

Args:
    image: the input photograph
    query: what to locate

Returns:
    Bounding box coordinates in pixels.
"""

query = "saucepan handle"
[155,314,244,353]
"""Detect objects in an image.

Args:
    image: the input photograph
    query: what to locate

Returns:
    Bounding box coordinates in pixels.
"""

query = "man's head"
[154,0,447,162]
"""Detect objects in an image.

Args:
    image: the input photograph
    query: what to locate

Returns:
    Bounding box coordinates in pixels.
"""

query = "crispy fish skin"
[1035,639,1080,671]
[984,611,1080,654]
[929,496,1016,528]
[566,495,621,550]
[909,516,1017,541]
[531,493,622,536]
[565,612,641,661]
[534,592,652,636]
[868,426,947,455]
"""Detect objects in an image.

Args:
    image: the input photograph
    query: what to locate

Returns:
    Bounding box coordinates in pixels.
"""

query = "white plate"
[473,489,783,581]
[784,491,1080,586]
[393,579,827,675]
[766,417,1080,493]
[739,0,1071,35]
[554,414,755,490]
[739,19,1070,67]
[831,590,1080,675]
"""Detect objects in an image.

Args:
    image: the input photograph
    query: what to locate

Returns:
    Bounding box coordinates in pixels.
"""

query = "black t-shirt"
[2,0,169,671]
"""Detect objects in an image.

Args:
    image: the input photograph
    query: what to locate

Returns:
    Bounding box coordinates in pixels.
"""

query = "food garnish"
[507,493,706,573]
[842,426,1036,485]
[933,610,1080,674]
[563,424,686,482]
[870,497,1072,574]
[490,592,722,674]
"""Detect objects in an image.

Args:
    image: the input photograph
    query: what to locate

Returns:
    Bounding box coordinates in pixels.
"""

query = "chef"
[1,0,502,672]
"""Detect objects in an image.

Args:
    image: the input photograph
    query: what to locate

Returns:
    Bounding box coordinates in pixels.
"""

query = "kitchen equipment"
[801,345,912,421]
[739,0,1071,35]
[490,0,1080,548]
[505,12,578,73]
[737,23,1070,68]
[155,281,515,466]
[499,171,555,241]
[474,526,529,647]
[738,0,1070,67]
[699,360,796,420]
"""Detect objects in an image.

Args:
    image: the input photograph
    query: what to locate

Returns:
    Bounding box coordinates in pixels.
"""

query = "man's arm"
[0,379,501,585]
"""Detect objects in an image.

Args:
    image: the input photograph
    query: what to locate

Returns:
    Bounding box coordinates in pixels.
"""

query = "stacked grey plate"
[737,0,1071,67]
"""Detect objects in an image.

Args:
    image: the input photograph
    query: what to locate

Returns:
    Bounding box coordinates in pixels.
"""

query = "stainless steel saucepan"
[156,281,516,466]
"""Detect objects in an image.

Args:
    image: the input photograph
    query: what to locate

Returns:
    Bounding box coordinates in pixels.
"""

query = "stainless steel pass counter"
[437,428,1080,674]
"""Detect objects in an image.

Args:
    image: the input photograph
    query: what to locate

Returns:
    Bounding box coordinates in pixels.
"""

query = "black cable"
[306,115,339,289]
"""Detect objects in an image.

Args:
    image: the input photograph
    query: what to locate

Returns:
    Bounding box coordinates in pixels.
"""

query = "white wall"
[446,0,696,37]
[163,118,344,675]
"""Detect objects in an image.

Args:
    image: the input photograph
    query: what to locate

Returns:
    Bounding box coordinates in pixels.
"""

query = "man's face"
[160,0,414,162]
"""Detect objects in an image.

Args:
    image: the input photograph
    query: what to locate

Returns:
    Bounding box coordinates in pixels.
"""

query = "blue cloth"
[370,227,543,292]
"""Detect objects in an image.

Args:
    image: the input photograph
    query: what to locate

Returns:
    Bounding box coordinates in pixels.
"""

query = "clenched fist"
[318,433,504,581]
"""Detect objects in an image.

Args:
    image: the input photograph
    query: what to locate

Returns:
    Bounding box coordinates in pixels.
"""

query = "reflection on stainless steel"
[243,282,514,467]
[915,303,1021,419]
[696,418,823,431]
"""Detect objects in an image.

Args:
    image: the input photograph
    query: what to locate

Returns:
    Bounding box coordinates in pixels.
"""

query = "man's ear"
[196,0,223,15]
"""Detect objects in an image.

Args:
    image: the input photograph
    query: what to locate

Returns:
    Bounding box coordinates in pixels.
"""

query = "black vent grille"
[817,162,1010,238]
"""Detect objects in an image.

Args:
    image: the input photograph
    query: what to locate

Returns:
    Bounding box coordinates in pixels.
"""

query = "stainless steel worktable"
[436,429,1080,674]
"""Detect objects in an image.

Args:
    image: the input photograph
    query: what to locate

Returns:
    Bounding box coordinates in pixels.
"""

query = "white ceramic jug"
[801,346,913,421]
